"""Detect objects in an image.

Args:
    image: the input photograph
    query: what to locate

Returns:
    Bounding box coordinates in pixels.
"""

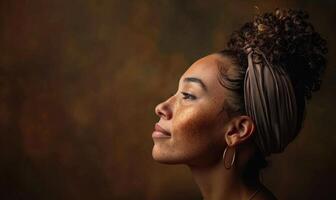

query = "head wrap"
[243,46,298,156]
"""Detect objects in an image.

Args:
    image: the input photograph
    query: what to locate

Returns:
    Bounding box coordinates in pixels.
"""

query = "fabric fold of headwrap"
[243,46,298,156]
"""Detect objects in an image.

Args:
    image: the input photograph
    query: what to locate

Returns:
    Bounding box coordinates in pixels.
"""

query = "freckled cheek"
[171,106,218,141]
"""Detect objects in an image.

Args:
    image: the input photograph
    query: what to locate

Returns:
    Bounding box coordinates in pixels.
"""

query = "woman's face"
[152,54,234,167]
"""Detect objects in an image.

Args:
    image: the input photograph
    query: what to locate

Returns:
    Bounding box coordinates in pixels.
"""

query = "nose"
[155,97,173,120]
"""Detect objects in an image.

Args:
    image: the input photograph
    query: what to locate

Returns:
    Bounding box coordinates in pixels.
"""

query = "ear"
[224,115,255,147]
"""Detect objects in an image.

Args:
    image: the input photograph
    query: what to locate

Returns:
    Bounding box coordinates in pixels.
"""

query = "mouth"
[152,123,171,139]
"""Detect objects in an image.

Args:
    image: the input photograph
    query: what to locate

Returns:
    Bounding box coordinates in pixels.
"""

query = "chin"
[152,146,184,164]
[152,144,222,167]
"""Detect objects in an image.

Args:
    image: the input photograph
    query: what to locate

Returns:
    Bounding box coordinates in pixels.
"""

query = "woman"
[151,8,327,200]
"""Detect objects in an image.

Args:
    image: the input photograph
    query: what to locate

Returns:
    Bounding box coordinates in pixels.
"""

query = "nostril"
[155,103,164,117]
[158,110,165,117]
[155,101,172,119]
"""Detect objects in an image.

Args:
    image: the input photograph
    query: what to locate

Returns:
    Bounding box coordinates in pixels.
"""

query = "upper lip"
[154,123,171,136]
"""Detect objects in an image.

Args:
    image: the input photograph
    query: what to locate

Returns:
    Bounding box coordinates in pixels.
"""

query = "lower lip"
[152,131,171,139]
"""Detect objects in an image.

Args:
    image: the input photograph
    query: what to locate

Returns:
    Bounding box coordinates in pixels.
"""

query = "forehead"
[180,54,232,92]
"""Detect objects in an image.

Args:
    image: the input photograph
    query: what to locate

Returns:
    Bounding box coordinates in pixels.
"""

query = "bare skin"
[153,54,277,200]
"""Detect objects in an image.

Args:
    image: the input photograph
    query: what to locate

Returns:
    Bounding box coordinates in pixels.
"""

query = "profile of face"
[152,54,253,167]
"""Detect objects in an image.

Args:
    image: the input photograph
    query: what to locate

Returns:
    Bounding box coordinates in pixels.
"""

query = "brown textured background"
[0,0,335,199]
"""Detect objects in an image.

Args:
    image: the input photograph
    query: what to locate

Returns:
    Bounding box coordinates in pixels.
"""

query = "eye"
[181,92,196,100]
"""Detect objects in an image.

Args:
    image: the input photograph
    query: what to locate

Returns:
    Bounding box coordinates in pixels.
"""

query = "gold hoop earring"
[223,146,236,169]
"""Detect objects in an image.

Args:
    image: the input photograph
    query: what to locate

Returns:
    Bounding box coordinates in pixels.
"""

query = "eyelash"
[181,92,196,100]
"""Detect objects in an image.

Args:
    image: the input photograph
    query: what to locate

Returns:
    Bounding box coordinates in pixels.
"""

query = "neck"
[188,147,261,200]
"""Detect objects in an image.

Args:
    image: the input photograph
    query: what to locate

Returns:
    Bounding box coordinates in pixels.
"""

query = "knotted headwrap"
[243,46,298,156]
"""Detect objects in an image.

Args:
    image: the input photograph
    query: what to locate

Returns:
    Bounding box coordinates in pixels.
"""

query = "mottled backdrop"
[0,0,335,199]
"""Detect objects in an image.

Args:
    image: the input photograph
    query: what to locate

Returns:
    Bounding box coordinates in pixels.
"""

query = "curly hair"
[227,8,327,99]
[217,8,328,175]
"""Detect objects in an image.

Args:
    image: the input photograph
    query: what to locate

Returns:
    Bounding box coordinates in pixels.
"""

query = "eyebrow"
[183,77,208,91]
